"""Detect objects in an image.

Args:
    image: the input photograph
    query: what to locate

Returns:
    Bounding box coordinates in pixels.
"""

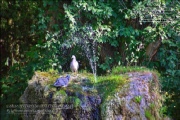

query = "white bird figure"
[70,55,79,74]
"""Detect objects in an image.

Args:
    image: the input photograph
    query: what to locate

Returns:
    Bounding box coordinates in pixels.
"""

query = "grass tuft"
[95,75,128,101]
[112,66,150,74]
[145,109,155,120]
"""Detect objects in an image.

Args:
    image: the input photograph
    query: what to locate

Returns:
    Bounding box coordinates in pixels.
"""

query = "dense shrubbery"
[1,0,179,119]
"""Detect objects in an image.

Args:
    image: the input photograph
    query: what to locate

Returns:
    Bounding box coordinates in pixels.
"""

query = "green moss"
[78,71,96,83]
[134,96,142,103]
[67,84,82,93]
[48,85,57,91]
[112,66,157,75]
[145,109,155,120]
[36,70,59,85]
[149,103,155,109]
[64,96,81,108]
[54,89,67,96]
[95,75,128,101]
[74,97,81,107]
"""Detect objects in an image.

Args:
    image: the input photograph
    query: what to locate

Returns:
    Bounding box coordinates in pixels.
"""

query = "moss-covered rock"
[101,72,162,120]
[20,67,164,120]
[20,71,101,120]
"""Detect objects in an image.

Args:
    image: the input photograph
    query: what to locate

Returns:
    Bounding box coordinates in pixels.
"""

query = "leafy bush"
[1,0,179,119]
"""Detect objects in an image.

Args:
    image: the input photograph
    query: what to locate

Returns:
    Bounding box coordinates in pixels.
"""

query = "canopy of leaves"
[1,0,179,119]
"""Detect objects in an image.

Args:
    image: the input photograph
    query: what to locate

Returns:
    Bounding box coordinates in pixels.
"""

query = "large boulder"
[20,70,163,120]
[101,72,162,120]
[20,71,101,120]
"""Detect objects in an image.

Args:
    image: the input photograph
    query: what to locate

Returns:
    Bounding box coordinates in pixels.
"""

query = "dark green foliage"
[1,0,180,119]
